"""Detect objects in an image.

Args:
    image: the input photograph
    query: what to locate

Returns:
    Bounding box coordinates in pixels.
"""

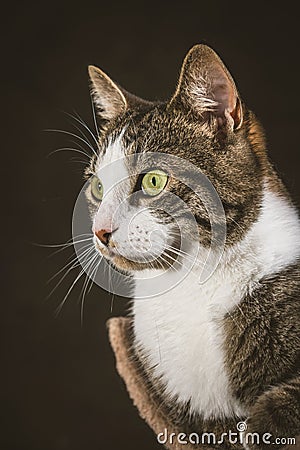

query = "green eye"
[90,176,103,201]
[141,170,168,196]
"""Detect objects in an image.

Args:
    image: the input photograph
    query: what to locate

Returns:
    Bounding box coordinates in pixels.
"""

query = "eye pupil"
[141,170,168,196]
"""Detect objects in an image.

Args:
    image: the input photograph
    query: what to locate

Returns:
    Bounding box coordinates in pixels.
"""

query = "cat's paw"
[242,383,299,450]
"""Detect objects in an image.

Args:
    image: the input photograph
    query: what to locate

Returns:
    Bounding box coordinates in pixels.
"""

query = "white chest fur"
[132,189,300,420]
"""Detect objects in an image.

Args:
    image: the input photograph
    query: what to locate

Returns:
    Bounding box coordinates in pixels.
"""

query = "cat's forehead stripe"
[95,130,130,193]
[96,129,126,167]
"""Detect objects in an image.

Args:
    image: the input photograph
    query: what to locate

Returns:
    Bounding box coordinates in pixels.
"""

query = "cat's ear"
[170,45,243,130]
[88,65,127,120]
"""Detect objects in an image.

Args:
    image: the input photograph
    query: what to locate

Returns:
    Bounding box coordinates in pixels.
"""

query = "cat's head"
[85,45,265,272]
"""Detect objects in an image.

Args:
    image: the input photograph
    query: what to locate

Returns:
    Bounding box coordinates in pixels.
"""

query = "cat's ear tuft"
[170,45,243,130]
[88,65,127,121]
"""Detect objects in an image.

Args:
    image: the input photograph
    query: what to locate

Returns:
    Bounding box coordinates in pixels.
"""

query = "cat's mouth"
[94,239,117,260]
[94,236,182,272]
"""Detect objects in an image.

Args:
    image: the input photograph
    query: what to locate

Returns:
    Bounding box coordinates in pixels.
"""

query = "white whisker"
[69,110,100,151]
[48,243,94,283]
[45,128,97,156]
[47,246,95,298]
[55,249,98,316]
[79,252,100,325]
[89,91,100,141]
[47,146,91,159]
[64,113,98,159]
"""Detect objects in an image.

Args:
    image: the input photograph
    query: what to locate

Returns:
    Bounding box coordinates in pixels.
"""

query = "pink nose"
[95,228,113,246]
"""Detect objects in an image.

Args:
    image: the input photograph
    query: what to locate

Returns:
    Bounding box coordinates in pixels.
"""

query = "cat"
[85,45,300,449]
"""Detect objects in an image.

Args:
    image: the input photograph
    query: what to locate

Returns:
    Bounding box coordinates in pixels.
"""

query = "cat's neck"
[133,187,300,305]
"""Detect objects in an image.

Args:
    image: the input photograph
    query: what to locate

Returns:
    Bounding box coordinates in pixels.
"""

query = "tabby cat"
[85,45,300,449]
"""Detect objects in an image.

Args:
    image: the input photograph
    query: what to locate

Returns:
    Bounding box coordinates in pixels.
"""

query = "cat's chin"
[95,245,171,272]
[104,253,166,272]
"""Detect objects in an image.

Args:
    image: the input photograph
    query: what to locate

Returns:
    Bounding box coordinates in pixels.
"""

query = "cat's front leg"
[242,376,300,450]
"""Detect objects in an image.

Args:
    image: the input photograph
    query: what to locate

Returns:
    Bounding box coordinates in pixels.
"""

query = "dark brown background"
[1,1,299,449]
